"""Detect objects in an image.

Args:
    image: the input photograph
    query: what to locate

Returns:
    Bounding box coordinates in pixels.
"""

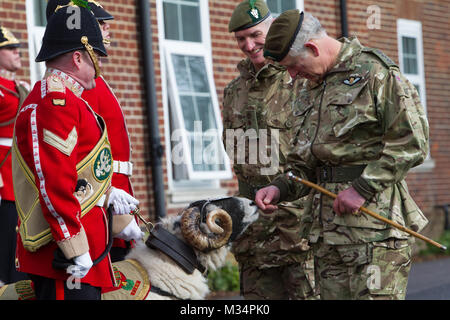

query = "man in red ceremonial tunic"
[47,0,137,263]
[13,5,142,300]
[0,26,30,284]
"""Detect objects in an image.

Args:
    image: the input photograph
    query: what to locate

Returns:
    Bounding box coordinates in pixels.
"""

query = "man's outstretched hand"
[255,185,281,214]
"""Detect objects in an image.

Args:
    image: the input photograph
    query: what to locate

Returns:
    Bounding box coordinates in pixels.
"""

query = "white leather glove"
[116,219,144,241]
[67,252,93,279]
[107,187,139,215]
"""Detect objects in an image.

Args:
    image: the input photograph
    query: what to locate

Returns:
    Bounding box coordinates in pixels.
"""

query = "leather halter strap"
[145,224,206,275]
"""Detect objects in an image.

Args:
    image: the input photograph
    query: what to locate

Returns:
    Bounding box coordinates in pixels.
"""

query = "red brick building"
[1,0,449,242]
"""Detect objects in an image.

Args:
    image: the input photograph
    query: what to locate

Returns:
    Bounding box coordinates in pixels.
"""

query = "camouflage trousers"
[312,238,412,300]
[239,251,319,300]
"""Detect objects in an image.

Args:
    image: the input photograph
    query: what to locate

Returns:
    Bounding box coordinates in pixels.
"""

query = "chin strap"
[81,36,101,78]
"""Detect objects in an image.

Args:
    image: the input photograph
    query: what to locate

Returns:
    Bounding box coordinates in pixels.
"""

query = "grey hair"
[260,14,274,30]
[289,12,327,57]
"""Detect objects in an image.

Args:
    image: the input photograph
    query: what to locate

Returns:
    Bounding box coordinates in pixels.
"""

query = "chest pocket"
[228,113,246,129]
[265,104,296,166]
[289,94,315,147]
[293,101,314,125]
[223,82,248,130]
[327,79,378,138]
[264,72,298,129]
[266,102,294,130]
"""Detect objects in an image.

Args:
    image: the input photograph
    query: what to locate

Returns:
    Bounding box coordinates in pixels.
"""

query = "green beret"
[228,0,271,33]
[263,10,304,62]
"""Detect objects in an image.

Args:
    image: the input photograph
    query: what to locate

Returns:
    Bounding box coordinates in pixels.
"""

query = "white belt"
[0,138,13,147]
[96,194,106,207]
[113,160,133,176]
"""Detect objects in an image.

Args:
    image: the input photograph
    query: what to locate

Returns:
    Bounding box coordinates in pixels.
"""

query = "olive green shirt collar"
[327,36,363,75]
[306,36,363,89]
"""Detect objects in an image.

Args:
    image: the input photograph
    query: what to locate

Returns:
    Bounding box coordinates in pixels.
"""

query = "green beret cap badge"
[228,0,271,33]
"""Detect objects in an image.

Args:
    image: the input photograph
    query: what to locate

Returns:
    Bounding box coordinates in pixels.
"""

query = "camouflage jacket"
[222,58,309,267]
[271,37,429,245]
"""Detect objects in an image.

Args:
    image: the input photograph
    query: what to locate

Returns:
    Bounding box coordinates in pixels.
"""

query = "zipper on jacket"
[310,80,326,159]
[310,80,327,226]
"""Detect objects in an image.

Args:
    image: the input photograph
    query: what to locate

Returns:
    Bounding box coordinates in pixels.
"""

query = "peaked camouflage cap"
[0,26,20,49]
[264,9,304,62]
[228,0,271,32]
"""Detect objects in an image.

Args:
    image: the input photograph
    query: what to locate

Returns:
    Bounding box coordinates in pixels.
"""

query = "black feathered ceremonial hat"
[36,5,107,62]
[46,0,114,21]
[0,26,20,49]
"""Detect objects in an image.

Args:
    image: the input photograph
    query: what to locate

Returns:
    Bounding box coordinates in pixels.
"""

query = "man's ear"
[304,41,320,57]
[72,51,83,70]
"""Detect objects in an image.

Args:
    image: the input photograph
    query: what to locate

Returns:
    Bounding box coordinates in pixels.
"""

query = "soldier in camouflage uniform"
[222,1,318,300]
[256,10,429,299]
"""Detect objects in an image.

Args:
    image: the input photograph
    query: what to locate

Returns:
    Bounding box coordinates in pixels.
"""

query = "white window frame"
[26,0,47,86]
[266,0,304,16]
[157,0,231,204]
[397,18,434,171]
[397,19,427,112]
[164,43,231,180]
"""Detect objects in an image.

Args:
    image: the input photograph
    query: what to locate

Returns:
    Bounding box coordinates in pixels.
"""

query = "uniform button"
[394,240,403,249]
[15,226,19,233]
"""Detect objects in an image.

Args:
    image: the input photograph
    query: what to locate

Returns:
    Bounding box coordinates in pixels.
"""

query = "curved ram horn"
[206,208,232,235]
[180,207,233,251]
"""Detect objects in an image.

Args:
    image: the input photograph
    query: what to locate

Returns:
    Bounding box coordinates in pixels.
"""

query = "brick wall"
[1,0,449,237]
[0,0,29,80]
[407,0,450,240]
[101,2,154,218]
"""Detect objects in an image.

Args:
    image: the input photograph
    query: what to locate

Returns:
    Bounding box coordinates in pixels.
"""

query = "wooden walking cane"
[286,172,447,251]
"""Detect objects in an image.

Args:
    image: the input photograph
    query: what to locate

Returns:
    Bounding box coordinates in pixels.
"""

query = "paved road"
[406,257,450,300]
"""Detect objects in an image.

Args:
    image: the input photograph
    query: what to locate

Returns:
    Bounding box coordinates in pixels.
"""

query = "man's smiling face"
[234,21,270,70]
